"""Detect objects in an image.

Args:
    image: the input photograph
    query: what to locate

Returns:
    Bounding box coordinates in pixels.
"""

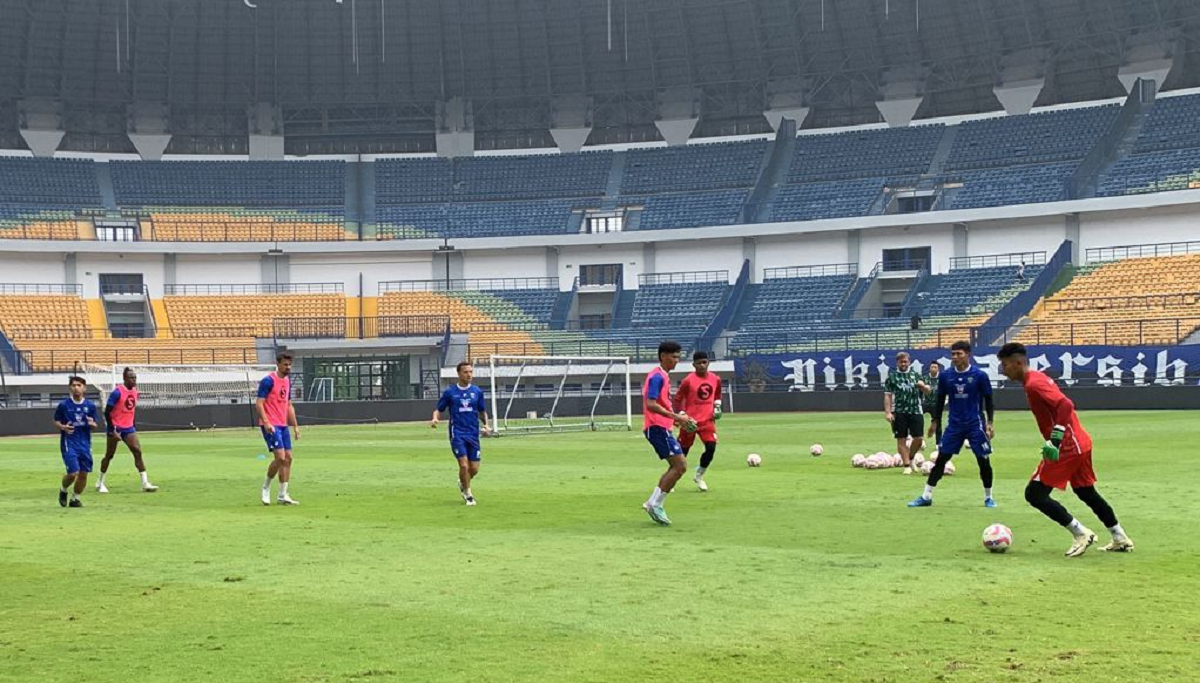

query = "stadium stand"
[110,161,344,206]
[1132,93,1200,153]
[374,158,453,204]
[944,105,1118,171]
[455,153,612,200]
[918,265,1044,317]
[787,126,944,183]
[630,190,749,230]
[164,292,346,337]
[141,208,347,242]
[770,178,884,222]
[620,141,766,194]
[0,158,101,240]
[1019,253,1200,345]
[1096,148,1200,197]
[944,164,1075,210]
[0,294,92,338]
[13,337,257,373]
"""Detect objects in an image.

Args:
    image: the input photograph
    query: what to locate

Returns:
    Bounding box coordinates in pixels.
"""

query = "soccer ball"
[810,443,823,456]
[746,453,763,467]
[982,524,1013,553]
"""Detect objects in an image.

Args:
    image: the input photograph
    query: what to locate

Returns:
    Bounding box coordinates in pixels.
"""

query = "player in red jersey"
[997,343,1134,557]
[674,350,722,492]
[96,367,158,493]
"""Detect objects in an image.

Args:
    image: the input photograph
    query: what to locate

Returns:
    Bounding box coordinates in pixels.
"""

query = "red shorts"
[1031,449,1097,490]
[679,422,717,449]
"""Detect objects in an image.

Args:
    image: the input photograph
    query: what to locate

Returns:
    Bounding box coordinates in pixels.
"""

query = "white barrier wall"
[754,231,852,277]
[174,255,262,289]
[75,254,165,298]
[289,254,431,296]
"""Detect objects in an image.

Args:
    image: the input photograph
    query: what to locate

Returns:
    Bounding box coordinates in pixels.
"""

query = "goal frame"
[83,363,276,407]
[486,354,633,434]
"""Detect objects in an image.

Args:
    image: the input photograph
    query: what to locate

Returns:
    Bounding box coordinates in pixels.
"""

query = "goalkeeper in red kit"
[674,351,722,492]
[997,343,1134,557]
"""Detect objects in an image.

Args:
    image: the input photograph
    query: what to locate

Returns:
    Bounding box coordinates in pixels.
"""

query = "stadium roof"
[1,0,1199,155]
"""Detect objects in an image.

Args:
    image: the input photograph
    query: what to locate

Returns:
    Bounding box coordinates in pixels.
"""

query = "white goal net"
[83,363,277,407]
[485,355,633,434]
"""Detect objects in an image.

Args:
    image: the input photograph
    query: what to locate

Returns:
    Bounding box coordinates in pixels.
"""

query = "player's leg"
[909,427,962,506]
[1073,485,1133,552]
[277,449,299,505]
[967,428,996,507]
[694,440,716,491]
[894,415,911,468]
[643,428,684,524]
[96,433,120,493]
[907,415,925,471]
[124,433,157,492]
[69,450,92,507]
[59,472,76,507]
[1028,463,1096,557]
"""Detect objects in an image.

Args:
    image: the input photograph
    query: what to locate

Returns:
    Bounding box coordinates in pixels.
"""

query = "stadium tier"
[943,105,1118,171]
[787,126,944,182]
[13,337,257,373]
[943,164,1075,210]
[377,199,598,239]
[140,208,347,242]
[770,178,885,222]
[1097,148,1200,197]
[110,161,344,207]
[379,287,557,334]
[629,190,749,230]
[0,158,101,207]
[0,293,92,338]
[619,141,766,194]
[1019,253,1200,345]
[163,293,347,338]
[1132,93,1200,154]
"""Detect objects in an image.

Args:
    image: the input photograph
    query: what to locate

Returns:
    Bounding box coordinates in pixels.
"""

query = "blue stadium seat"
[620,141,766,194]
[110,161,344,206]
[944,106,1117,171]
[945,164,1075,209]
[787,126,944,182]
[0,158,100,206]
[770,179,884,222]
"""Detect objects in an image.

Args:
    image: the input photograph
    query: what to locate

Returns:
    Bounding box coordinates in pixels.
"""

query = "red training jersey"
[642,366,675,431]
[674,372,722,424]
[107,385,138,430]
[1023,370,1091,454]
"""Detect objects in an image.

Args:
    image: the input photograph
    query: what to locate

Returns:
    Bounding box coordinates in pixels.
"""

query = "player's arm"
[882,376,895,421]
[981,374,995,439]
[104,389,118,433]
[54,404,73,434]
[713,376,723,419]
[430,391,449,428]
[255,376,273,431]
[646,375,694,429]
[288,403,300,440]
[1037,385,1075,461]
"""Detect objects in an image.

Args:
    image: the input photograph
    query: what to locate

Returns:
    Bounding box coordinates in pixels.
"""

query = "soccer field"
[1,411,1197,683]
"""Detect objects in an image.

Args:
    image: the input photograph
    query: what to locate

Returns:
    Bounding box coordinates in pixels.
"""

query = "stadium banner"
[735,345,1199,391]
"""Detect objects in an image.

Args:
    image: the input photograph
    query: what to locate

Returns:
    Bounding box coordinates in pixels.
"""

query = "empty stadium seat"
[620,141,766,194]
[788,126,944,183]
[164,293,346,337]
[945,105,1118,171]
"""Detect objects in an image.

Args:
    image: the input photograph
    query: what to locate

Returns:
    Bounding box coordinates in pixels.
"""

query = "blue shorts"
[62,444,93,474]
[644,426,684,460]
[108,426,137,439]
[262,426,292,452]
[940,423,992,458]
[451,437,481,462]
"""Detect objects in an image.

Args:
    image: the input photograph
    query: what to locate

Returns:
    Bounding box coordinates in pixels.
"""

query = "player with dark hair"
[55,375,99,508]
[431,361,489,506]
[922,360,943,445]
[258,352,301,506]
[883,351,929,474]
[997,343,1133,556]
[97,367,157,493]
[675,350,722,491]
[641,340,697,525]
[908,340,997,508]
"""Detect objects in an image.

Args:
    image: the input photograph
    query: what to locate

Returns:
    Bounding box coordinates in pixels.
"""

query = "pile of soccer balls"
[849,451,955,475]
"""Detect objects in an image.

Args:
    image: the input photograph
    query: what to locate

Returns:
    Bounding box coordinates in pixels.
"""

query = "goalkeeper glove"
[1041,425,1065,461]
[714,400,723,421]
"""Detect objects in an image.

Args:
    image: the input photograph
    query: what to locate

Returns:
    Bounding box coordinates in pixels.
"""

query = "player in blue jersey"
[54,376,100,508]
[908,340,997,508]
[431,362,490,506]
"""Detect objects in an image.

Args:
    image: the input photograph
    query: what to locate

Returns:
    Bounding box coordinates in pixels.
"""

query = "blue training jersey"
[437,383,487,441]
[55,398,99,450]
[938,365,992,429]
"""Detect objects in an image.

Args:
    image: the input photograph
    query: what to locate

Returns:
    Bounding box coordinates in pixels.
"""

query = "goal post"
[83,363,277,407]
[485,355,633,434]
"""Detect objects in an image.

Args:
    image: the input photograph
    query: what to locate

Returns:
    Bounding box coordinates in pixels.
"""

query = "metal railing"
[975,239,1072,345]
[1086,241,1200,263]
[0,283,83,295]
[12,348,261,374]
[1042,292,1200,313]
[164,283,343,295]
[949,251,1047,270]
[272,315,452,340]
[638,270,729,286]
[99,283,150,297]
[0,221,84,241]
[977,317,1200,347]
[378,278,559,293]
[763,263,857,279]
[4,326,260,340]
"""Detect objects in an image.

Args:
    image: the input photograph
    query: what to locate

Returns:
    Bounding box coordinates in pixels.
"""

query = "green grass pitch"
[1,411,1197,683]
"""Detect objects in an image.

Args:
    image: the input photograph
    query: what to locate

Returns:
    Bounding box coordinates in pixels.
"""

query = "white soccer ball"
[851,454,866,468]
[746,453,762,467]
[919,461,934,476]
[810,443,824,457]
[891,453,903,467]
[944,461,957,476]
[913,453,926,467]
[982,524,1013,553]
